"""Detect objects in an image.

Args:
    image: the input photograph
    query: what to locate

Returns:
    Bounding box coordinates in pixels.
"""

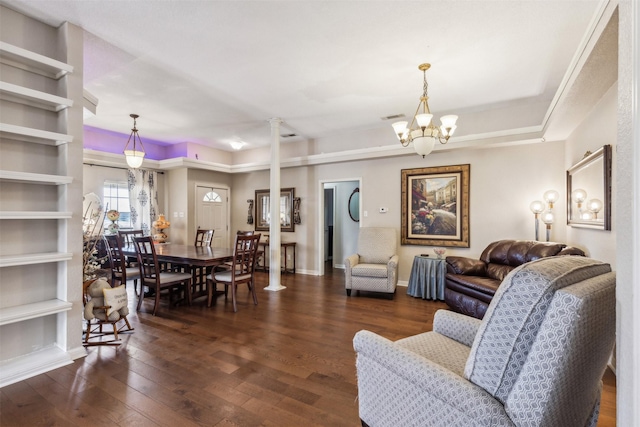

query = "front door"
[196,186,229,248]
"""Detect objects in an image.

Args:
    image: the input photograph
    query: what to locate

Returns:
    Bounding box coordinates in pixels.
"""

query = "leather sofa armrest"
[433,310,481,347]
[446,256,487,276]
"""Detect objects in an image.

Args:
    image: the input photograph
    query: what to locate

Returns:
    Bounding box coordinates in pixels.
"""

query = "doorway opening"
[318,178,361,276]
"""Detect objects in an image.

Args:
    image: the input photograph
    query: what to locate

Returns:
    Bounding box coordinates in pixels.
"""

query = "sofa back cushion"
[464,256,611,404]
[479,240,584,281]
[358,227,397,264]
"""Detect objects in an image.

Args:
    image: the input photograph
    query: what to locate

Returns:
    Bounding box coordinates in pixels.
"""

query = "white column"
[265,118,286,291]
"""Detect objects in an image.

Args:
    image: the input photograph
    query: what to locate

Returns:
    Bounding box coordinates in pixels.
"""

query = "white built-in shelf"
[0,81,73,112]
[0,211,72,220]
[0,299,73,326]
[0,252,73,268]
[0,42,73,80]
[0,170,73,185]
[0,123,73,146]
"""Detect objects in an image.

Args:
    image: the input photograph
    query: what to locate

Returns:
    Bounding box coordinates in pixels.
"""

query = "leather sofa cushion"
[480,240,567,268]
[486,263,515,282]
[446,274,500,303]
[446,256,487,276]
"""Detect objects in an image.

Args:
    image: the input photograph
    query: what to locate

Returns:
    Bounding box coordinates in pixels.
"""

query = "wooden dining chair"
[118,229,144,245]
[206,233,261,312]
[105,234,141,296]
[133,236,193,316]
[194,229,214,247]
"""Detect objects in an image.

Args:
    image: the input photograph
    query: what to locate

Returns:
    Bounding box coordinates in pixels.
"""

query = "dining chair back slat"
[118,229,144,245]
[194,229,214,247]
[133,236,193,316]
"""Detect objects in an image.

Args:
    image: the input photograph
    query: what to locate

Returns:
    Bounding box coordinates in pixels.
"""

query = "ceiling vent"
[381,114,405,121]
[280,133,297,138]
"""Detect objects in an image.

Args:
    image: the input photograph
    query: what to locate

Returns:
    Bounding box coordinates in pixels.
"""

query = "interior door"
[196,186,229,248]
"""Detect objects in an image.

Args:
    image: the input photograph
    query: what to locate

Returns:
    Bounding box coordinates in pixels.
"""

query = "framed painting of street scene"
[401,164,470,247]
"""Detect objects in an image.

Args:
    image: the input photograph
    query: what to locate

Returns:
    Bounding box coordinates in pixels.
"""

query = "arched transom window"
[203,191,222,203]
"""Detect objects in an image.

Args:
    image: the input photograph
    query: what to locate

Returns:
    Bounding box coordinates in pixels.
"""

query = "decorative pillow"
[103,285,128,317]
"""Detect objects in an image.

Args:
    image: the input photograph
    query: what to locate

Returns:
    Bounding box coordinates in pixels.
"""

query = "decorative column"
[265,118,286,291]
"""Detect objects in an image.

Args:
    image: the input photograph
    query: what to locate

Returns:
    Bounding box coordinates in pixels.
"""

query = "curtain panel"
[127,169,158,236]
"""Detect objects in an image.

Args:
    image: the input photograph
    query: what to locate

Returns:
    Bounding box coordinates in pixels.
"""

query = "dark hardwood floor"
[1,265,616,426]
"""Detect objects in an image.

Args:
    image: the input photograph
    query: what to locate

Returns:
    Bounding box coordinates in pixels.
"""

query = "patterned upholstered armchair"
[344,227,398,297]
[354,256,615,427]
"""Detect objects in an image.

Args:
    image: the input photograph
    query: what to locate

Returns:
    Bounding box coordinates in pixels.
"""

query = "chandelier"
[392,63,458,158]
[123,113,146,168]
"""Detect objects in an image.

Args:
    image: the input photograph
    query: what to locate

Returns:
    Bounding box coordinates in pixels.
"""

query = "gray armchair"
[345,227,398,297]
[354,256,615,427]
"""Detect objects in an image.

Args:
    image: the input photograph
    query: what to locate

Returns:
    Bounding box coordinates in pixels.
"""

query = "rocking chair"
[82,277,134,346]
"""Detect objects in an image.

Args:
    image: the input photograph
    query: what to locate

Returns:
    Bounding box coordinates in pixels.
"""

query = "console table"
[407,256,446,300]
[256,241,296,274]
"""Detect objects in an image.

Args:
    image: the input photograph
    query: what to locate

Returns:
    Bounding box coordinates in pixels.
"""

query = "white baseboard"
[0,346,74,388]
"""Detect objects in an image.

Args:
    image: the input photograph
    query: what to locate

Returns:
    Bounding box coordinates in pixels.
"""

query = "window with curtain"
[103,181,132,229]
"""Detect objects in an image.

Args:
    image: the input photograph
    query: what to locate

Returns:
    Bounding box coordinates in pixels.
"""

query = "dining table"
[122,243,234,302]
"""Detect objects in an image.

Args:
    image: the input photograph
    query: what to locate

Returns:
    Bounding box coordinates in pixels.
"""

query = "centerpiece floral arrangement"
[83,203,108,281]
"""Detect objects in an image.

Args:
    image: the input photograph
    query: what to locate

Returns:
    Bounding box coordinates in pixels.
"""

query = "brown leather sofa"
[444,239,585,319]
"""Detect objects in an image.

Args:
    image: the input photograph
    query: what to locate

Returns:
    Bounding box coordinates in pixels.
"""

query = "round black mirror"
[348,187,360,222]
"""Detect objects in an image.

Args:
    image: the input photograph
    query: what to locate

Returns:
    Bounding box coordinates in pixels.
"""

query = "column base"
[264,285,287,292]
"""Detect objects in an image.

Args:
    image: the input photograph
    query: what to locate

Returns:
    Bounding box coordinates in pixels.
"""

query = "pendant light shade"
[123,114,146,168]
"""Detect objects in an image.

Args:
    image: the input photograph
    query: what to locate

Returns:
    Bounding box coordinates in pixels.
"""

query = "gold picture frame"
[255,188,295,232]
[401,164,470,247]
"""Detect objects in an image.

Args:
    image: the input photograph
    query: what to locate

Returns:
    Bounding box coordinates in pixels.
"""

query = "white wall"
[228,139,567,279]
[565,83,617,267]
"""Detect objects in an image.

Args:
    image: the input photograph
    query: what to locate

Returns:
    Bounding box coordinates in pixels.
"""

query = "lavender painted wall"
[83,126,183,160]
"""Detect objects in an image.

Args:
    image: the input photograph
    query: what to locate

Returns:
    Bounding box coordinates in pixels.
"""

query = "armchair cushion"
[352,263,389,278]
[354,330,512,427]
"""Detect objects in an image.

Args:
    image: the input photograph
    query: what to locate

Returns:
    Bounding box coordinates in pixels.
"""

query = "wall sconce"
[247,199,254,224]
[543,189,560,209]
[541,210,555,242]
[529,200,545,241]
[293,197,301,224]
[587,199,603,219]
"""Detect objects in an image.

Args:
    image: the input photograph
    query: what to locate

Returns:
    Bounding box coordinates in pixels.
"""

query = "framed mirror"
[255,188,295,232]
[566,144,612,230]
[348,187,360,222]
